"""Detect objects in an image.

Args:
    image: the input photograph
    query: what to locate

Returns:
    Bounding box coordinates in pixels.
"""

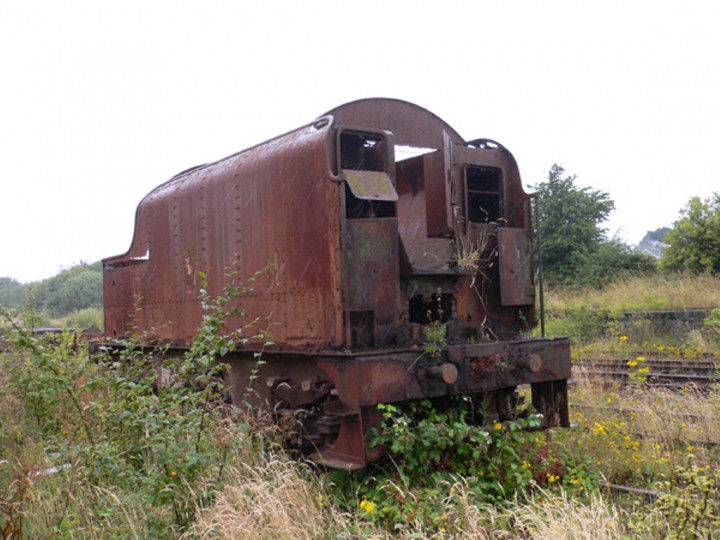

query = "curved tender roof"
[321,98,465,148]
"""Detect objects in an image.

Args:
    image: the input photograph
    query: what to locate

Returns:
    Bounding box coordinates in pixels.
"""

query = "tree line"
[0,262,102,323]
[535,164,720,287]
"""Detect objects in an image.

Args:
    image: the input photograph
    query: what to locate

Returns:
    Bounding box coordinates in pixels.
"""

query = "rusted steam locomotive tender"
[103,99,570,469]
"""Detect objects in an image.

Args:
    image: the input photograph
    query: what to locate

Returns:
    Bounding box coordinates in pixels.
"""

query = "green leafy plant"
[369,399,545,487]
[2,309,96,445]
[653,461,720,538]
[421,289,448,360]
[86,265,272,530]
[343,398,557,532]
[422,321,447,360]
[368,399,490,479]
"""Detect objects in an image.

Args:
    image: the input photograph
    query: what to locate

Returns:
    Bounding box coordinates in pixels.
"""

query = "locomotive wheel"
[268,378,340,455]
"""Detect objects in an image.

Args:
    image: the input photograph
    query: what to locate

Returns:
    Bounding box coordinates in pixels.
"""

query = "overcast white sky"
[2,1,719,283]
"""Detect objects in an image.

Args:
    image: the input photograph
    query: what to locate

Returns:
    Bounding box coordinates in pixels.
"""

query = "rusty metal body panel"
[104,120,344,349]
[103,98,571,469]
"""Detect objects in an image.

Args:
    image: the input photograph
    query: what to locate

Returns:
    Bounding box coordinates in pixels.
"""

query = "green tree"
[535,164,615,284]
[534,164,655,286]
[571,239,656,287]
[660,193,720,274]
[47,269,103,316]
[0,262,104,320]
[0,277,25,309]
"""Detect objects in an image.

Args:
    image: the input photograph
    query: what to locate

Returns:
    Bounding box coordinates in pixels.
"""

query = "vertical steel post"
[532,195,546,337]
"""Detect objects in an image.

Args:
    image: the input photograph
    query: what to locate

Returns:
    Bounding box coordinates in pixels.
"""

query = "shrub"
[65,306,104,330]
[653,462,720,538]
[704,308,720,342]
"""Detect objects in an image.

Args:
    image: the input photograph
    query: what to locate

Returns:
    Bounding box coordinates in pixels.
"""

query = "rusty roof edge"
[321,98,466,145]
[105,115,336,266]
[139,99,471,202]
[144,115,335,200]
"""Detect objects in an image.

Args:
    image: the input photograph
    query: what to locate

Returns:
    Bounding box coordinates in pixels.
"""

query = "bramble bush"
[326,395,603,534]
[0,266,272,536]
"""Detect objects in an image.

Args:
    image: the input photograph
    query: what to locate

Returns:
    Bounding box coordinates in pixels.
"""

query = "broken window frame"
[339,130,397,219]
[464,166,503,225]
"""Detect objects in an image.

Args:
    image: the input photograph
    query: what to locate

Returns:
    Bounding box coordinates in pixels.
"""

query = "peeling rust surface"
[469,354,504,380]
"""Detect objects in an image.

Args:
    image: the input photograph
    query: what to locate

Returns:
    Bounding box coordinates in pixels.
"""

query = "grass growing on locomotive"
[102,98,571,469]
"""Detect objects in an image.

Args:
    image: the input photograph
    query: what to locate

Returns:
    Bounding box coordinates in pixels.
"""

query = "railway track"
[599,481,661,500]
[573,357,720,388]
[570,402,720,449]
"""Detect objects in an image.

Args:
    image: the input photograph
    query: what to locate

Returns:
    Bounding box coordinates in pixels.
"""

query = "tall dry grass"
[503,490,627,540]
[416,480,629,539]
[187,452,350,540]
[187,461,640,539]
[570,365,720,474]
[571,365,720,443]
[564,369,720,536]
[545,272,720,314]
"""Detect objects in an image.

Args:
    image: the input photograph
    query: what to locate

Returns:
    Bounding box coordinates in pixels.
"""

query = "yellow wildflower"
[359,497,376,514]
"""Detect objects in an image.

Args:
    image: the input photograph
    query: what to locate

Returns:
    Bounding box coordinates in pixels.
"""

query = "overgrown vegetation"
[0,269,272,537]
[539,273,720,356]
[545,272,720,315]
[3,262,720,536]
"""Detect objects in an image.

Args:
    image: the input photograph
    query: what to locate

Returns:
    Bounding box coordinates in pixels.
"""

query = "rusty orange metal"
[102,98,571,469]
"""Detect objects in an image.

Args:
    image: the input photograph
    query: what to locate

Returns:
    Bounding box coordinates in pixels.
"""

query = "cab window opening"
[341,130,396,219]
[466,166,502,223]
[341,131,387,172]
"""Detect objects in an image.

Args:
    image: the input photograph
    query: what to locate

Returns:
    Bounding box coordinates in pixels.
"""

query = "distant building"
[637,239,668,259]
[635,227,670,259]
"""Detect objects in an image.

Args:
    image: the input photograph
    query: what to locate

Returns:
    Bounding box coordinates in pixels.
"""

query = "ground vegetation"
[2,272,720,537]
